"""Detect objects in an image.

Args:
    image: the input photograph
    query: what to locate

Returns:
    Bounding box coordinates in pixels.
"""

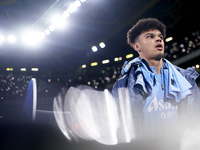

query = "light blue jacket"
[112,58,200,132]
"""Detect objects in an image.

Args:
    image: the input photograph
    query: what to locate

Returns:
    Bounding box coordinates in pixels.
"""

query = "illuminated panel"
[91,62,98,66]
[21,68,26,71]
[114,57,119,61]
[126,54,133,59]
[6,68,13,71]
[165,37,173,42]
[31,68,39,71]
[82,64,86,68]
[114,57,122,61]
[102,59,110,64]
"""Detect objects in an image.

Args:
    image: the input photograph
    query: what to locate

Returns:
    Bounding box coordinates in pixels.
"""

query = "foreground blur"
[53,85,200,149]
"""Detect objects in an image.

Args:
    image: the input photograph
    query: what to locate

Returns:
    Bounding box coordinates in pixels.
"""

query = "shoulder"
[113,57,140,88]
[174,65,199,81]
[112,57,142,94]
[112,75,128,98]
[113,75,129,90]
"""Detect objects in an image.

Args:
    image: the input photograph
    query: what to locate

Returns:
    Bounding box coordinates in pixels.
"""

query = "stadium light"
[63,10,70,19]
[68,4,77,13]
[7,35,16,43]
[22,30,44,46]
[45,29,51,35]
[50,15,66,29]
[74,0,81,7]
[92,46,98,52]
[49,25,55,31]
[0,34,5,44]
[40,32,46,38]
[99,42,106,48]
[68,0,81,13]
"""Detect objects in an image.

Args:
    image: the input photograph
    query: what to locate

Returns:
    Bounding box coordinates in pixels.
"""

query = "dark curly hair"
[127,18,166,47]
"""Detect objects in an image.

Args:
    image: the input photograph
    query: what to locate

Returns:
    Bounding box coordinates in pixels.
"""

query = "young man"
[112,18,200,138]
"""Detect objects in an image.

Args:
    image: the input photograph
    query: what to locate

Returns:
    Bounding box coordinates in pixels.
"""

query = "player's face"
[134,29,164,61]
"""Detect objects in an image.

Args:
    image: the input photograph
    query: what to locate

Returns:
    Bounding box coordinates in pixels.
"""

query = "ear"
[133,43,141,52]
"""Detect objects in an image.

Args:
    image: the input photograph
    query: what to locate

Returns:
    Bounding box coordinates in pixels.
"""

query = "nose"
[155,36,162,42]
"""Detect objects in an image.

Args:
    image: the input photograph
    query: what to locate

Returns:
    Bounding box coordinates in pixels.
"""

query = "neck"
[146,59,163,74]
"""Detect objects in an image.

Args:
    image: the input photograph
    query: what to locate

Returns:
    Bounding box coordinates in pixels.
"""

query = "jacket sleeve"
[191,82,200,111]
[112,75,128,103]
[176,66,200,123]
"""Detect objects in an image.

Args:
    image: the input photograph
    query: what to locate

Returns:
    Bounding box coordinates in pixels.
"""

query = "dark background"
[1,0,200,76]
[0,0,200,149]
[0,0,200,117]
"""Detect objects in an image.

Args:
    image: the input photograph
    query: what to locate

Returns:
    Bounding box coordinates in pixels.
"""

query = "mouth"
[156,44,163,50]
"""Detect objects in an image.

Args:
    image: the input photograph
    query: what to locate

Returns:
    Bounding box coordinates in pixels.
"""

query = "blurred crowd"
[1,31,200,103]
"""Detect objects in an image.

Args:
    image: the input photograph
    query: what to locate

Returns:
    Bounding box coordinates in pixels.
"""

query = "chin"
[154,54,164,60]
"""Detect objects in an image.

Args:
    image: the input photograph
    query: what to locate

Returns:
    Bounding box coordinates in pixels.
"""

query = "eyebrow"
[144,33,163,37]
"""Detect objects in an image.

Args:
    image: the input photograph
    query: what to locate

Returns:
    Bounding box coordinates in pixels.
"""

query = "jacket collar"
[121,57,167,76]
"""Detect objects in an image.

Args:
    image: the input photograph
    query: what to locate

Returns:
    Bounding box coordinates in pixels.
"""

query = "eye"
[147,35,153,38]
[159,35,164,40]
